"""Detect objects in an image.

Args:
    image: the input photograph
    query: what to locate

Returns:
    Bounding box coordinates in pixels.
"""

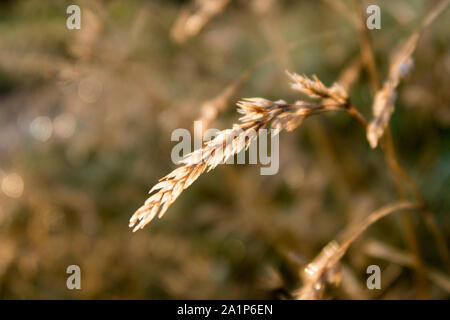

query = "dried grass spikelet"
[366,0,449,148]
[294,201,419,300]
[286,71,349,105]
[366,35,417,148]
[130,79,349,231]
[170,0,231,44]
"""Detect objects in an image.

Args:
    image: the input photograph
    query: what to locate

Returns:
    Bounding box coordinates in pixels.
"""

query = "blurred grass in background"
[0,0,449,299]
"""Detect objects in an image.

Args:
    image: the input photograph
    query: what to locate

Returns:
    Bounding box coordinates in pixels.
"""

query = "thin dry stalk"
[322,0,359,29]
[295,201,420,300]
[352,0,381,93]
[332,57,361,93]
[357,0,450,297]
[366,0,450,148]
[364,240,450,294]
[252,0,294,71]
[198,69,251,135]
[170,0,231,44]
[309,57,363,212]
[371,0,450,276]
[381,130,450,270]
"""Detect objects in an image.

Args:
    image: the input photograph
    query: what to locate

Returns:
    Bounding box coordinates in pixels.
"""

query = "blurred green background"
[0,0,449,299]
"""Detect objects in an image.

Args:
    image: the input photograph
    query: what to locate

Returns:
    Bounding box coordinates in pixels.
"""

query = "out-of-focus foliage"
[0,0,449,299]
